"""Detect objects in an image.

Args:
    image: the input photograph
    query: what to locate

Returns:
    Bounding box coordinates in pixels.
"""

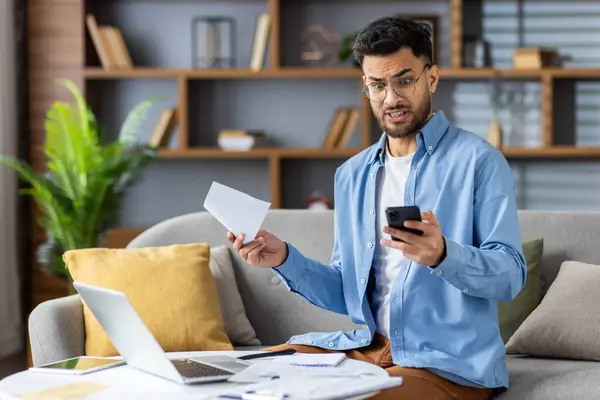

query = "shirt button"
[463,288,469,293]
[367,242,373,248]
[328,343,334,347]
[428,145,433,151]
[371,173,376,179]
[361,339,367,344]
[369,209,374,215]
[436,270,442,276]
[360,278,366,284]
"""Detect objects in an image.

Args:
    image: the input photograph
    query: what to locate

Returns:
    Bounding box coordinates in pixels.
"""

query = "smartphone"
[385,206,424,241]
[29,356,125,375]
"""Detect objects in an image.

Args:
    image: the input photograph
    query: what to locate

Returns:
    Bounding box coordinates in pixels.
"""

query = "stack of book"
[86,14,134,70]
[149,108,178,148]
[218,130,268,151]
[321,107,360,150]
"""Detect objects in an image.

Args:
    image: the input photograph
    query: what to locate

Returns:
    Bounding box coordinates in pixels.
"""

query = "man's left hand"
[381,210,446,267]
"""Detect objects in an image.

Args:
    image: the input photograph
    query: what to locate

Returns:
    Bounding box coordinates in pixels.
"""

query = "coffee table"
[0,351,388,399]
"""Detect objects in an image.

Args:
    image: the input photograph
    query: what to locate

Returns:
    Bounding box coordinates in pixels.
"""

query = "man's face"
[362,48,439,139]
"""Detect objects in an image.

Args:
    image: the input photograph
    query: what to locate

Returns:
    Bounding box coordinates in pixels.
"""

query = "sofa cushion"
[505,261,600,361]
[499,355,600,399]
[64,243,233,357]
[497,238,544,343]
[210,245,261,346]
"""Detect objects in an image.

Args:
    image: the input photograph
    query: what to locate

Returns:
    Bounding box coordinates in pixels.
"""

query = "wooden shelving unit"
[84,66,600,80]
[156,146,600,160]
[158,147,361,159]
[24,0,600,319]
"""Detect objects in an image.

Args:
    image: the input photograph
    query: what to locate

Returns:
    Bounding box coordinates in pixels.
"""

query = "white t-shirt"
[371,147,415,338]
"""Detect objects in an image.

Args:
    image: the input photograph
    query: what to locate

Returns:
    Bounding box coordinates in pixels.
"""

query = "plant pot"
[487,119,503,149]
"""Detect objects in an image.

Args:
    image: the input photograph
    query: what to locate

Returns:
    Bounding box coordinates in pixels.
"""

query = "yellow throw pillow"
[63,243,233,357]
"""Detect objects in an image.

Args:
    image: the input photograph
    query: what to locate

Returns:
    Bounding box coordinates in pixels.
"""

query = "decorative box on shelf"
[513,47,561,69]
[217,129,270,151]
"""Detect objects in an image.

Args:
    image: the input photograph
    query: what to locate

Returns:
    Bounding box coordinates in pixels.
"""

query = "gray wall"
[89,0,600,228]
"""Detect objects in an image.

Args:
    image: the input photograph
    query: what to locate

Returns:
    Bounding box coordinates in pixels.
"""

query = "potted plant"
[0,78,159,292]
[338,31,360,68]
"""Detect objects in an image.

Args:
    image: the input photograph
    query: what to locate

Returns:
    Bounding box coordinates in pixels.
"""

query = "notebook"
[272,353,346,367]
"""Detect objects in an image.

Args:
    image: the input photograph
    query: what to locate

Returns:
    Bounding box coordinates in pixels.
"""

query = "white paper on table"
[220,375,403,400]
[228,362,378,384]
[203,181,271,245]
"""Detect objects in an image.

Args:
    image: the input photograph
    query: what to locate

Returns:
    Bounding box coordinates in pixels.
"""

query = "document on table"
[219,375,403,400]
[16,382,108,400]
[270,353,346,367]
[203,181,271,245]
[229,362,377,384]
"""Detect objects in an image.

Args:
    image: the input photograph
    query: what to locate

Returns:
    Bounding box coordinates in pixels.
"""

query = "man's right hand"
[227,230,288,268]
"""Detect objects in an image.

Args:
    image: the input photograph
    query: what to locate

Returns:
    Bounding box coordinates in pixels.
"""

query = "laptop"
[72,281,252,385]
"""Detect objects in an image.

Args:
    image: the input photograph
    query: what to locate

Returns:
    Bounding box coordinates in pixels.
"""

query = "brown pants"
[267,334,492,400]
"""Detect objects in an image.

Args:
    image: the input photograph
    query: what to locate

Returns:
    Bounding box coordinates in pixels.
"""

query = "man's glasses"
[363,64,430,102]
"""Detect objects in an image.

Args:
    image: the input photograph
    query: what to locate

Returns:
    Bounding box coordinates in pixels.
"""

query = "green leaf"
[118,95,161,147]
[36,235,68,278]
[0,78,159,278]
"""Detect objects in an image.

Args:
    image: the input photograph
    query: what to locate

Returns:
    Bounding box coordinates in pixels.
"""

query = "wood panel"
[177,76,189,149]
[28,0,85,310]
[451,0,463,68]
[99,228,146,249]
[269,156,281,209]
[542,74,554,147]
[267,0,280,69]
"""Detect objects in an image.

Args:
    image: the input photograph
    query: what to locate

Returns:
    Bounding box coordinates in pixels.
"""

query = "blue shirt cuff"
[429,237,469,292]
[272,242,307,284]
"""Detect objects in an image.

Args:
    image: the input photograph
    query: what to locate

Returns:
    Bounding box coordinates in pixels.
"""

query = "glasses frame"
[363,63,431,102]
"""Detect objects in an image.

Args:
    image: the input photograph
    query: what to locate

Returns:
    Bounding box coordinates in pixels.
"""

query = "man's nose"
[383,86,402,107]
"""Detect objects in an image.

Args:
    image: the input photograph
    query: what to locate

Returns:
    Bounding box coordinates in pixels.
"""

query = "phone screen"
[40,357,123,371]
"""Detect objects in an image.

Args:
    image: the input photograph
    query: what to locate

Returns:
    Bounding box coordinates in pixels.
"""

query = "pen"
[237,348,296,361]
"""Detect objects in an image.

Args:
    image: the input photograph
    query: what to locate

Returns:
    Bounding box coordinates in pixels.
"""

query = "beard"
[375,94,432,139]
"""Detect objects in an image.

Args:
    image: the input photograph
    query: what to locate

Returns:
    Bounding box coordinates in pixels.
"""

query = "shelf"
[84,67,363,80]
[84,67,600,80]
[157,147,362,159]
[546,69,600,78]
[502,147,600,158]
[157,146,600,160]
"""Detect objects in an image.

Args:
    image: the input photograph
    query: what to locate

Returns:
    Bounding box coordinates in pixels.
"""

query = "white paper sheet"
[228,363,378,384]
[219,375,403,400]
[269,353,346,367]
[203,181,271,245]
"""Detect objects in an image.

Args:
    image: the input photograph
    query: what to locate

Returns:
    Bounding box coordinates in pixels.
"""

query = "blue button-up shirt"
[273,111,526,389]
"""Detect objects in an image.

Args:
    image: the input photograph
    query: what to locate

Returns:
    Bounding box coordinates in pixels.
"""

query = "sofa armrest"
[28,294,85,367]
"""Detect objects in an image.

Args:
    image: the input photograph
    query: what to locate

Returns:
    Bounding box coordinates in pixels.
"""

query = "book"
[105,27,134,69]
[336,108,360,148]
[99,27,119,69]
[149,108,177,148]
[249,13,271,71]
[218,130,268,151]
[85,14,114,69]
[321,108,350,150]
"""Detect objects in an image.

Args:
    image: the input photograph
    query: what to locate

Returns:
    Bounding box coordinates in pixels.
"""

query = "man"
[228,16,526,400]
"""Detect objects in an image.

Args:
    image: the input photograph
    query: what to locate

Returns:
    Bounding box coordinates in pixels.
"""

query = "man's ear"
[428,64,440,94]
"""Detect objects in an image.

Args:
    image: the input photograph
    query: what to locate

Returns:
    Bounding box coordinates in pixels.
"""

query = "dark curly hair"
[352,16,434,66]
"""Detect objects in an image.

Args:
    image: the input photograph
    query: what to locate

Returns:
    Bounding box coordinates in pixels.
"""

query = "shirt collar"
[368,111,451,165]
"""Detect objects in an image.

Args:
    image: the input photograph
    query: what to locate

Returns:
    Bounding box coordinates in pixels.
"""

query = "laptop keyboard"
[171,359,233,378]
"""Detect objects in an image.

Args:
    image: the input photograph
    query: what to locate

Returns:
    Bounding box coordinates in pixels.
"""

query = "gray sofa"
[28,209,600,399]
